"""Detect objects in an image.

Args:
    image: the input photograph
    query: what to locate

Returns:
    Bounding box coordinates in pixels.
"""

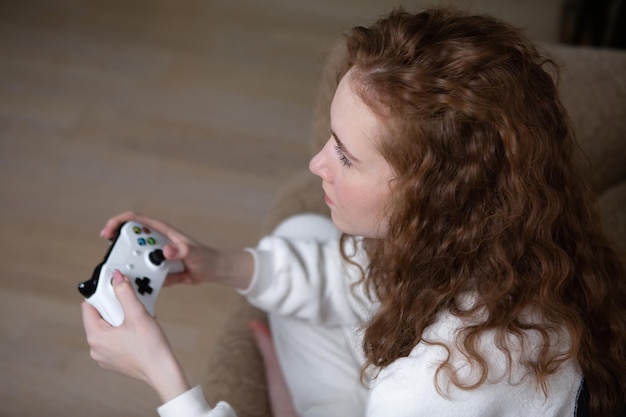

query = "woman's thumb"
[112,270,146,318]
[164,241,189,261]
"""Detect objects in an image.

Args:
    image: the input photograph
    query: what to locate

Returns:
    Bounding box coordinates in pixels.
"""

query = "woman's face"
[309,70,395,238]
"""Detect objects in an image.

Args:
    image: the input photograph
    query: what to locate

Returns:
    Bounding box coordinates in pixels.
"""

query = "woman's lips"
[325,194,333,205]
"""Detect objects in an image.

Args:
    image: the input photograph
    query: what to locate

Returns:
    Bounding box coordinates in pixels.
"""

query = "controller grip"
[85,264,125,326]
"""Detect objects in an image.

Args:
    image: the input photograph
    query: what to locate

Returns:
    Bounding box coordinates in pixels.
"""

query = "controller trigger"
[78,262,102,298]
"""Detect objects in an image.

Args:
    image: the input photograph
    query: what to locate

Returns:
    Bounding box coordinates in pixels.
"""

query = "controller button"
[133,250,141,256]
[126,263,134,270]
[143,227,151,234]
[135,277,153,295]
[149,249,166,266]
[133,226,142,234]
[138,238,147,246]
[147,237,156,245]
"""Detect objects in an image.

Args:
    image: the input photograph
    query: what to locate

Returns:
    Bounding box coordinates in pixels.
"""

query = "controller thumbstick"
[149,249,166,266]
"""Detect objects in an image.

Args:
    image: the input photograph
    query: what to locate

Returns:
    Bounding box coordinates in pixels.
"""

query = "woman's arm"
[99,211,255,290]
[242,234,375,326]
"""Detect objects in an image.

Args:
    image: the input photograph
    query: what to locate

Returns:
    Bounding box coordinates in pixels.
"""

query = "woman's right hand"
[82,270,191,404]
[100,211,255,289]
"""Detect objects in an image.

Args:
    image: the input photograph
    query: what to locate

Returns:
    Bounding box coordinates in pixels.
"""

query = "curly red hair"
[338,8,626,416]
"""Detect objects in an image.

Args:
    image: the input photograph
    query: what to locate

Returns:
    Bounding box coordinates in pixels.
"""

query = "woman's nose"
[309,140,332,182]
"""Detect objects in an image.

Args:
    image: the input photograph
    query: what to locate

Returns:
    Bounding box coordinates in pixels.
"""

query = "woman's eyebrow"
[331,130,361,163]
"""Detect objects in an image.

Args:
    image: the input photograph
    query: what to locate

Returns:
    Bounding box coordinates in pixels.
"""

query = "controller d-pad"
[135,277,153,296]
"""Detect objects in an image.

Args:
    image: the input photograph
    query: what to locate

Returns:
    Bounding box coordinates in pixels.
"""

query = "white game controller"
[78,221,185,326]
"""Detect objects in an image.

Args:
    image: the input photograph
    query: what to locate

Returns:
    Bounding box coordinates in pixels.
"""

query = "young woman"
[82,7,626,417]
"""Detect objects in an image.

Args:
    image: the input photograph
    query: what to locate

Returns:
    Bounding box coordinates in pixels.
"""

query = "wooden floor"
[0,0,562,415]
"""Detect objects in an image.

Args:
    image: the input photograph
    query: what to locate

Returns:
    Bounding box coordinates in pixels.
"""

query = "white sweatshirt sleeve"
[157,386,237,417]
[239,235,376,326]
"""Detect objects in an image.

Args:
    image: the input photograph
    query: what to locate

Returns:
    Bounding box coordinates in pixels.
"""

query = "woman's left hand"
[81,270,190,403]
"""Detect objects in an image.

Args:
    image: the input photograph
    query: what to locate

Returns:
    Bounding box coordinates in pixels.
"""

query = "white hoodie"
[159,233,582,417]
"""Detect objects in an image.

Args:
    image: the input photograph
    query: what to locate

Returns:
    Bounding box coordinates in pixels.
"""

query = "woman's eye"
[334,145,352,167]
